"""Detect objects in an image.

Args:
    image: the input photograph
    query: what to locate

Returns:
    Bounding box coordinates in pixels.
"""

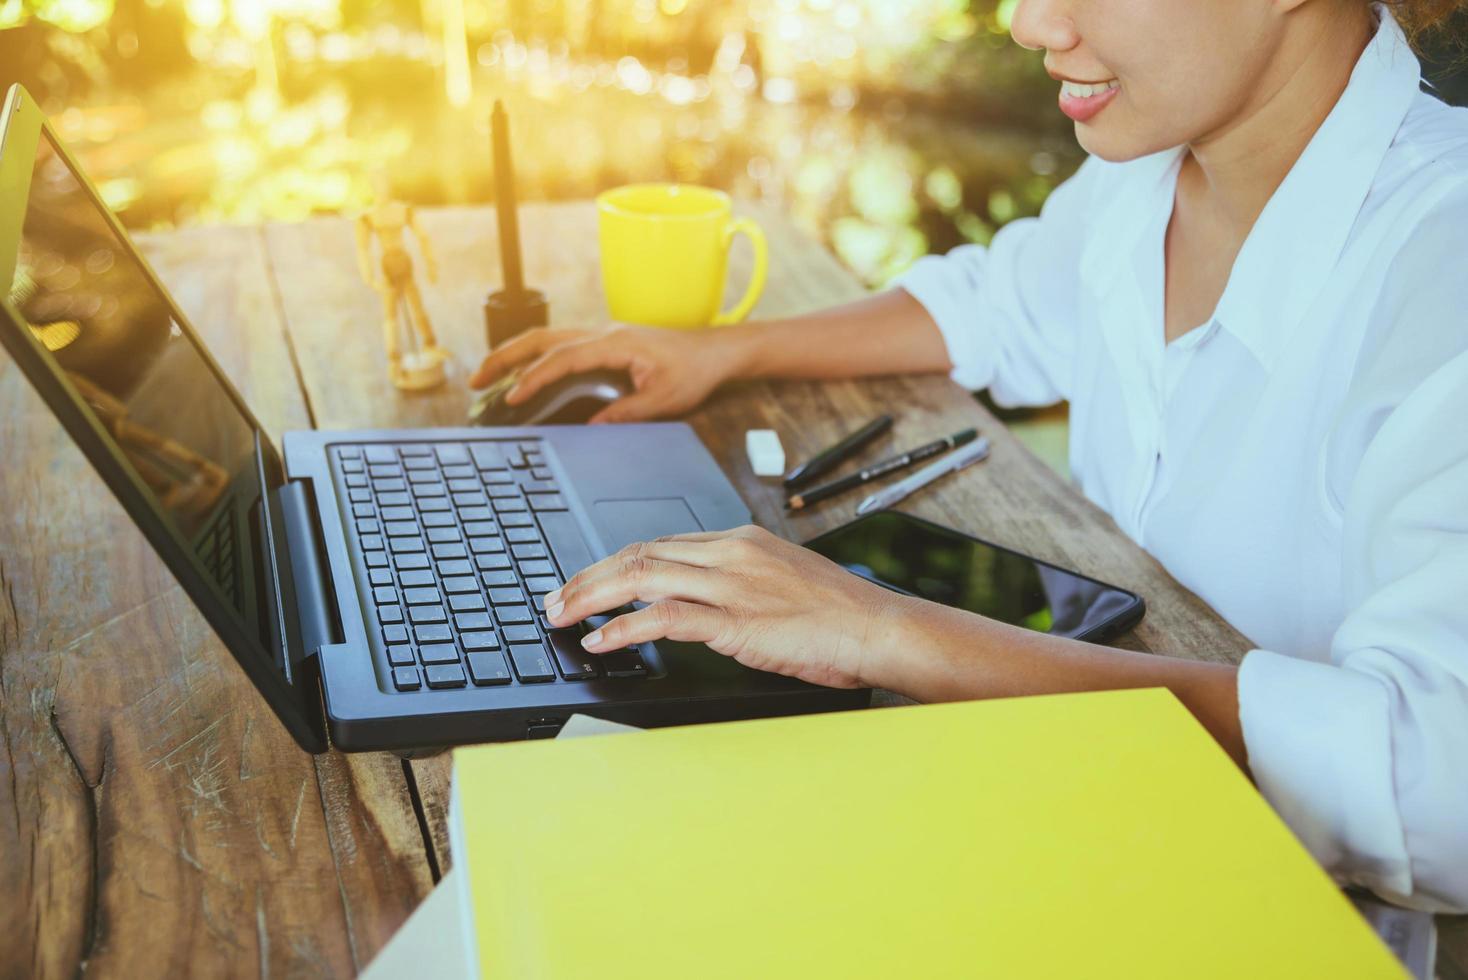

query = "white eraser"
[745,429,786,478]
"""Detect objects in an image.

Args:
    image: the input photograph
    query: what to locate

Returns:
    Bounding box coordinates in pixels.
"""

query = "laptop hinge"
[271,479,343,675]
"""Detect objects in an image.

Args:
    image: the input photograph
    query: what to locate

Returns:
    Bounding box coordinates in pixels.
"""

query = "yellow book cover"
[449,689,1403,979]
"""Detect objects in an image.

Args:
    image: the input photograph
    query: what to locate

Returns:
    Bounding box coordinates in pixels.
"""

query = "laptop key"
[418,498,452,512]
[502,625,540,644]
[507,643,555,682]
[453,492,488,508]
[383,624,409,644]
[425,663,467,689]
[450,592,487,612]
[437,559,473,577]
[492,496,528,513]
[539,511,595,580]
[524,575,560,594]
[399,444,433,457]
[442,575,480,594]
[518,559,556,578]
[481,570,518,587]
[461,631,500,651]
[403,455,436,470]
[403,587,441,606]
[469,445,504,469]
[413,483,446,498]
[360,534,385,551]
[395,553,430,570]
[392,666,421,691]
[337,446,362,459]
[476,553,513,571]
[419,643,460,665]
[390,536,426,553]
[442,464,476,480]
[421,511,456,527]
[409,604,448,624]
[497,605,533,624]
[455,612,493,631]
[458,506,493,522]
[373,477,406,493]
[399,569,435,588]
[505,527,541,544]
[356,519,381,535]
[528,493,567,511]
[481,468,514,484]
[432,543,468,560]
[368,464,400,479]
[373,586,398,605]
[415,624,452,644]
[365,446,397,464]
[365,551,389,568]
[352,503,375,519]
[600,649,650,679]
[548,629,599,680]
[469,537,505,555]
[435,444,471,465]
[427,526,462,544]
[499,512,535,528]
[488,587,525,606]
[384,520,419,536]
[380,506,415,521]
[463,520,498,537]
[379,604,404,624]
[378,492,410,507]
[467,651,512,685]
[387,644,416,667]
[369,568,394,587]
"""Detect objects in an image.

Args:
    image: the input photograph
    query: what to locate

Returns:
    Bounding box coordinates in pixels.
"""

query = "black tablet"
[804,511,1145,643]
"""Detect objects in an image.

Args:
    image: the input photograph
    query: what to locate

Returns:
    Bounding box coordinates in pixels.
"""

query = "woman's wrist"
[857,592,954,695]
[712,319,780,381]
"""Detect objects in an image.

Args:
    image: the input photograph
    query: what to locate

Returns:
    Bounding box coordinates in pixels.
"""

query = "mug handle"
[711,217,768,326]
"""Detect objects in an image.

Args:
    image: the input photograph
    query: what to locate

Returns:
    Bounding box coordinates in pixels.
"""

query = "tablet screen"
[804,511,1142,641]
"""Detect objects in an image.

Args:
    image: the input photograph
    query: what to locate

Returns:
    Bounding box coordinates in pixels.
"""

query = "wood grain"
[3,203,1461,977]
[0,226,430,979]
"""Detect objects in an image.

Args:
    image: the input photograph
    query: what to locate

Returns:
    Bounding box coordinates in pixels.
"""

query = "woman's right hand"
[468,323,751,424]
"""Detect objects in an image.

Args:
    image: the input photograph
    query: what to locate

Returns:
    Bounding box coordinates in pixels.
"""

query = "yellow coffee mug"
[596,184,768,329]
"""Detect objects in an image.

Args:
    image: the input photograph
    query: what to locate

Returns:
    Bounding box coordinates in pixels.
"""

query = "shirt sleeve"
[1237,198,1468,911]
[894,157,1101,407]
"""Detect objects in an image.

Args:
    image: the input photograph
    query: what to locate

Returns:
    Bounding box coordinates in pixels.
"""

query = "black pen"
[786,428,979,511]
[783,414,893,489]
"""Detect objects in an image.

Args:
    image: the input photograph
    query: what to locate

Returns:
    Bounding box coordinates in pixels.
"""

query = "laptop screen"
[7,130,266,627]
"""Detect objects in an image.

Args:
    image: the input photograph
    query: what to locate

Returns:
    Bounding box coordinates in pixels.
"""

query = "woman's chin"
[1074,122,1176,164]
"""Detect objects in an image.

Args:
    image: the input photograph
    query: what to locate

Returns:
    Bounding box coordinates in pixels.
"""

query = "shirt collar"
[1211,6,1421,371]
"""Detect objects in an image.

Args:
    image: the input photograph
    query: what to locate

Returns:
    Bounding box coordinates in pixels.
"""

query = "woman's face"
[1010,0,1286,161]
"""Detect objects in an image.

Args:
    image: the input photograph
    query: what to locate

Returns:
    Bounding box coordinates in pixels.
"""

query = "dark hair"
[1382,0,1468,43]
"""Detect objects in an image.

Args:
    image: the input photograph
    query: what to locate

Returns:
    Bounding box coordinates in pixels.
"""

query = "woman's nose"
[1010,0,1081,53]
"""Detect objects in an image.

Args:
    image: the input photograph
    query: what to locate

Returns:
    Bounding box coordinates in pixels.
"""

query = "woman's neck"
[1181,4,1376,236]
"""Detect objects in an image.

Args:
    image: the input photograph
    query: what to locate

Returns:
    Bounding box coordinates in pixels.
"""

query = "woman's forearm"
[871,596,1250,770]
[723,288,953,381]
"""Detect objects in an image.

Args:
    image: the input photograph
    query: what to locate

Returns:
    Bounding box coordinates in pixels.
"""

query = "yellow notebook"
[449,690,1403,979]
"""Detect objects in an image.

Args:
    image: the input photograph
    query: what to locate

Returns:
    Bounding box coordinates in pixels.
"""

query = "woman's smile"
[1057,77,1121,122]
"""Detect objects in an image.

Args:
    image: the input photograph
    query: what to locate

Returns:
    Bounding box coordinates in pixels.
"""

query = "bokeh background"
[3,0,1465,470]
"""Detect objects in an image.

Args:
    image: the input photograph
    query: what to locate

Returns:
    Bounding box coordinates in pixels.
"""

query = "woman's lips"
[1058,79,1120,123]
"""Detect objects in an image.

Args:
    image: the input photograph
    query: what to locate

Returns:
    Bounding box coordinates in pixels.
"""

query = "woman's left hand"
[543,525,910,689]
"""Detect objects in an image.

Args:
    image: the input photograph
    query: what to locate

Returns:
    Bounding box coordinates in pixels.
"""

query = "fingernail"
[546,599,564,620]
[545,588,562,606]
[581,630,603,649]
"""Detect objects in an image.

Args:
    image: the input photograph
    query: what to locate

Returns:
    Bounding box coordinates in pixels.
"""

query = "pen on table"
[786,428,978,511]
[855,436,991,516]
[783,414,893,489]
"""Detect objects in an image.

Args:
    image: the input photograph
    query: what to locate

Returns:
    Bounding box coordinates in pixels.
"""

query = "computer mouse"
[468,368,634,426]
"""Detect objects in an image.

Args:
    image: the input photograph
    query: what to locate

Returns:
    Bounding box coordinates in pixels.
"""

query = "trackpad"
[593,498,705,553]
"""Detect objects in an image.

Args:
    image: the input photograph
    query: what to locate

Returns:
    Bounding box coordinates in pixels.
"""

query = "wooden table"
[1,202,1462,978]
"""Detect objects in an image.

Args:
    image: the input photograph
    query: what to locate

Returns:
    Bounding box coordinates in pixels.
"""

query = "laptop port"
[526,718,564,740]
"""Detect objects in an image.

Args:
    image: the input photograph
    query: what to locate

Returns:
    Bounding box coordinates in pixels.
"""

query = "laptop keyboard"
[330,440,649,692]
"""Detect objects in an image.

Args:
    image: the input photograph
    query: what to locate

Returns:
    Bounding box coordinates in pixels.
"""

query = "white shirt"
[898,10,1468,912]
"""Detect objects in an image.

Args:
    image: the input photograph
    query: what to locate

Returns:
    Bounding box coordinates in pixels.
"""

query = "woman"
[473,1,1468,910]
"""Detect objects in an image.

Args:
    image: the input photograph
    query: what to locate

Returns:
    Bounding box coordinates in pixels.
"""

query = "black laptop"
[0,85,867,753]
